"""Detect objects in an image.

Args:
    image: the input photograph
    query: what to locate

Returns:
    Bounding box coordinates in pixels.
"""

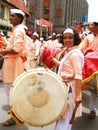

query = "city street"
[0,82,98,130]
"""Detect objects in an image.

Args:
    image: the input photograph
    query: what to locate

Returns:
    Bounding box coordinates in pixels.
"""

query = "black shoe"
[88,111,96,119]
[0,79,3,82]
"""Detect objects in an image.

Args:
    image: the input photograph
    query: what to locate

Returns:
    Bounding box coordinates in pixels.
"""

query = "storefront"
[0,24,12,36]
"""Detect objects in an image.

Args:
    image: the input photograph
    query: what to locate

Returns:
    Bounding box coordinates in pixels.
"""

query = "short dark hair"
[63,28,81,45]
[93,22,98,26]
[15,13,24,23]
[73,29,81,45]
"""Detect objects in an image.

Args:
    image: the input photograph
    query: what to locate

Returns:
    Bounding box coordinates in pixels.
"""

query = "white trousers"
[55,92,73,130]
[4,83,12,105]
[0,69,2,79]
[89,93,98,112]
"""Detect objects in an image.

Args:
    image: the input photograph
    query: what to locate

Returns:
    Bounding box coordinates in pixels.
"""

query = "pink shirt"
[58,48,84,118]
[2,24,26,83]
[79,33,98,52]
[32,39,41,56]
[58,48,84,81]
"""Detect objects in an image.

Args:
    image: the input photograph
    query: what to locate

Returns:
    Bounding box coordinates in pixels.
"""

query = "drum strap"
[58,49,84,75]
[10,108,24,127]
[82,71,98,85]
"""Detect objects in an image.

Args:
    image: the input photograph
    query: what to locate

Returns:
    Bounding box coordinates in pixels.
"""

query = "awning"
[6,0,30,16]
[40,18,53,28]
[40,18,53,36]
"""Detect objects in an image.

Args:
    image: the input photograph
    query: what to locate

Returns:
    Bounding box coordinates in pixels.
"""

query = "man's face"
[89,23,97,33]
[32,35,37,41]
[9,14,21,26]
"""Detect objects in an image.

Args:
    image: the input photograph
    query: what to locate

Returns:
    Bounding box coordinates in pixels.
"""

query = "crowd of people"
[0,8,98,130]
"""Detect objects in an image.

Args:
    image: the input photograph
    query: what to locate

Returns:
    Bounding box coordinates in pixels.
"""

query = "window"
[44,6,49,14]
[56,9,62,17]
[0,5,4,19]
[29,5,34,14]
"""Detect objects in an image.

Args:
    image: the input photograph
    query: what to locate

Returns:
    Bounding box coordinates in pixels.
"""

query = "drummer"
[79,21,98,119]
[55,28,84,130]
[0,8,27,126]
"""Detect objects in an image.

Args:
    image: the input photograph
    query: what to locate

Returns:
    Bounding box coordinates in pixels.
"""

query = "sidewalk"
[0,82,98,130]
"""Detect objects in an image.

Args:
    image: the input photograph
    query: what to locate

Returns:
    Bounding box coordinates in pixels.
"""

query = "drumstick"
[70,100,81,124]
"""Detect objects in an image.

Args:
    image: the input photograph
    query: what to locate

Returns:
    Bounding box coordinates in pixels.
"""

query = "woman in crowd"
[55,28,84,130]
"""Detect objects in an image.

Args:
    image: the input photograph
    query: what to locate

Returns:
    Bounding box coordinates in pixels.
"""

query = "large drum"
[82,72,98,94]
[10,68,68,127]
[82,50,98,94]
[42,47,61,69]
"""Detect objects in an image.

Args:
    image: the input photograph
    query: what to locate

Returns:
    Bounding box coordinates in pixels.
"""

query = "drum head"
[10,68,68,127]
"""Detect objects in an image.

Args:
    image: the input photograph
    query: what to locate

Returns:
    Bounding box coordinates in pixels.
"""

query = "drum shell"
[86,75,98,94]
[82,75,98,94]
[10,68,68,127]
[42,47,60,69]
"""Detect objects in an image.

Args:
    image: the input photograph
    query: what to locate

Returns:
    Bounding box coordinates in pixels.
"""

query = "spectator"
[79,21,98,119]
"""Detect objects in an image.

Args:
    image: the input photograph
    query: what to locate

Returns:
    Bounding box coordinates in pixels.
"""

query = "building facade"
[26,0,88,35]
[0,0,29,36]
[0,0,12,36]
[0,0,88,37]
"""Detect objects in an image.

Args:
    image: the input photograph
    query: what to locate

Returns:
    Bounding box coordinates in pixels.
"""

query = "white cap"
[22,25,28,30]
[32,32,39,38]
[63,28,74,35]
[0,31,4,36]
[90,21,98,25]
[52,32,56,36]
[48,36,52,39]
[10,9,25,17]
[56,34,61,37]
[40,37,44,41]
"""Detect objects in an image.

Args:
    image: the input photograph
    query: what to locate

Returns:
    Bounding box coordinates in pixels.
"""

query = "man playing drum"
[79,21,98,119]
[0,8,27,126]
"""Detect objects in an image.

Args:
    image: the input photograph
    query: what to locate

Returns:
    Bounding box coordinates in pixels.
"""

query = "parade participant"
[79,21,98,119]
[22,25,33,71]
[0,8,27,126]
[0,31,8,82]
[44,35,52,46]
[0,31,7,48]
[74,23,85,40]
[55,28,84,130]
[30,32,41,68]
[46,32,62,50]
[39,37,46,66]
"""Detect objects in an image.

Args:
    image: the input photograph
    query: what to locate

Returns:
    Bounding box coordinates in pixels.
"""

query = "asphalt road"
[0,82,98,130]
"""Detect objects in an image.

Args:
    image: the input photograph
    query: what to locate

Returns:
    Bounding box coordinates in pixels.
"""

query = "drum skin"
[10,68,68,127]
